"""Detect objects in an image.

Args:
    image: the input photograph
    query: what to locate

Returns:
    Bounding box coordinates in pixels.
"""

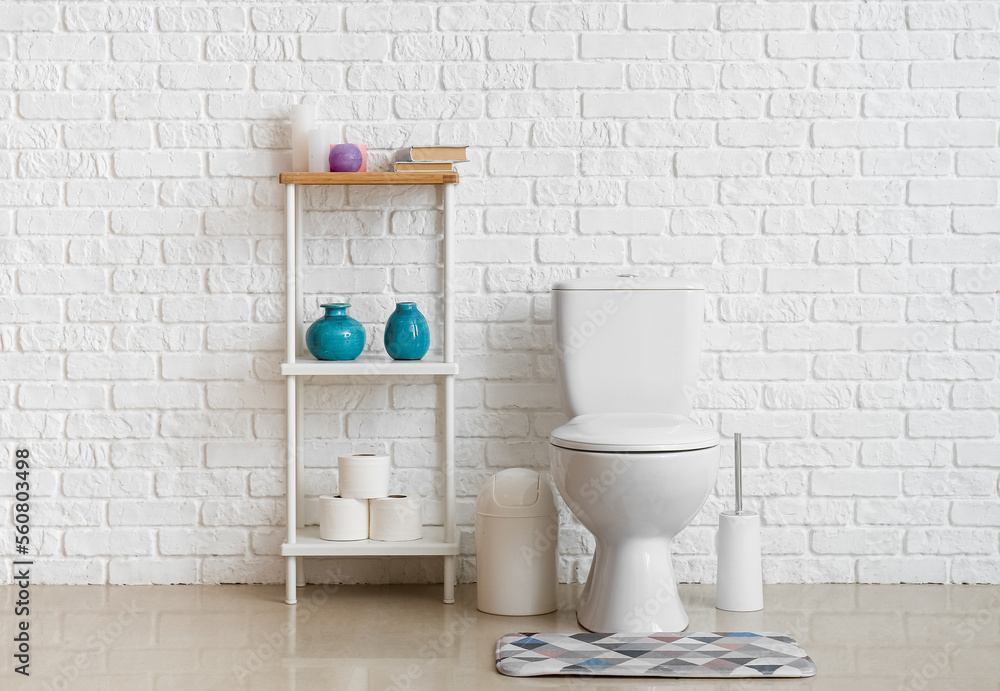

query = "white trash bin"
[476,468,558,616]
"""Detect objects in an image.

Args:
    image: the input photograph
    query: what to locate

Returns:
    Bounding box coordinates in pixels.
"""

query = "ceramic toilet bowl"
[550,413,720,633]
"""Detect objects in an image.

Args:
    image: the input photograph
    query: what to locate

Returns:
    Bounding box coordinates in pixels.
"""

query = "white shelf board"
[282,356,458,377]
[282,525,459,557]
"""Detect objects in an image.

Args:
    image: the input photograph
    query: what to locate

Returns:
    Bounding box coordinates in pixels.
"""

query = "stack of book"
[393,146,468,173]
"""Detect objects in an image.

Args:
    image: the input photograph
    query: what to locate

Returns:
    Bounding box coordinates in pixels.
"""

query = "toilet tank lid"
[552,277,704,291]
[550,413,720,453]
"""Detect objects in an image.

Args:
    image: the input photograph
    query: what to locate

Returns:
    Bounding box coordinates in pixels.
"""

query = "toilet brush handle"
[734,433,742,515]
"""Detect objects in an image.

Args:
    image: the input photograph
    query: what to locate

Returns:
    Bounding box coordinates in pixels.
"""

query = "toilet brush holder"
[715,433,763,612]
[716,510,763,611]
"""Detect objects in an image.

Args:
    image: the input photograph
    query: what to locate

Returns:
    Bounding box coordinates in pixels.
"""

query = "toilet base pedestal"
[577,537,688,633]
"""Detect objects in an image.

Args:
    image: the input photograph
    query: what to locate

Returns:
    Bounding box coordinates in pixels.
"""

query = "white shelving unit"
[278,171,460,605]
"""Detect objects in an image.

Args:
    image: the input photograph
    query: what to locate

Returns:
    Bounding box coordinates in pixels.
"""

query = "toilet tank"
[553,276,706,418]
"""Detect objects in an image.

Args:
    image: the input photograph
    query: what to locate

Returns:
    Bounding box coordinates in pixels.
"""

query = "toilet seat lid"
[550,413,720,453]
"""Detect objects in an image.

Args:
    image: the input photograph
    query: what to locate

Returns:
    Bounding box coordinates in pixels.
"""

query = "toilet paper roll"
[290,104,314,172]
[318,495,369,541]
[338,454,391,499]
[369,495,422,542]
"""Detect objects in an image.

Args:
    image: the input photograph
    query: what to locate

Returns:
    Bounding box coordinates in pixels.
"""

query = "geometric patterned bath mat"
[496,632,816,678]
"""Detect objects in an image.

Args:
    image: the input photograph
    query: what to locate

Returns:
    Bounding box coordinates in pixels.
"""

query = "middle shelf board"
[282,525,459,557]
[282,356,458,377]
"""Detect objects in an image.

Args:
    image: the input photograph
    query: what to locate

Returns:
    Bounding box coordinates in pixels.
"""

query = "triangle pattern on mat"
[748,664,786,674]
[614,649,659,659]
[571,633,614,643]
[591,642,628,651]
[719,657,755,666]
[496,631,818,680]
[646,660,699,674]
[510,636,548,649]
[578,658,614,667]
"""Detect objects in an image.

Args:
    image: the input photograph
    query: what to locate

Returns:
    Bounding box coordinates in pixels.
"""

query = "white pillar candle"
[307,127,332,173]
[290,104,314,172]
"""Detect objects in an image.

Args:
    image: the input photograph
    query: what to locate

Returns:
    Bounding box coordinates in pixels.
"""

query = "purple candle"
[329,143,363,173]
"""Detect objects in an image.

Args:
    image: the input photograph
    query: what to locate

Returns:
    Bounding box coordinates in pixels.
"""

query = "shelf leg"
[285,557,297,605]
[295,373,306,588]
[442,178,456,612]
[443,556,456,604]
[443,182,455,364]
[286,183,296,363]
[443,368,456,604]
[296,557,305,587]
[285,184,300,604]
[294,184,305,360]
[285,372,297,604]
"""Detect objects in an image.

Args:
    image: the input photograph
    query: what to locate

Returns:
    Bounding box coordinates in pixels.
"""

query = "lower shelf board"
[281,525,459,557]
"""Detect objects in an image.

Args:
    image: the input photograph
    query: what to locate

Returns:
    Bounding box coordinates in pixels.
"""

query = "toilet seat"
[550,413,719,453]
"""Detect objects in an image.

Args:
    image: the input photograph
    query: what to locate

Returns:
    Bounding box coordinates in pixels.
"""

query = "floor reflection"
[0,583,997,690]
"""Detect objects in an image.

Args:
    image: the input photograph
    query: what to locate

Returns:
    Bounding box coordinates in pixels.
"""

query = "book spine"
[393,163,454,172]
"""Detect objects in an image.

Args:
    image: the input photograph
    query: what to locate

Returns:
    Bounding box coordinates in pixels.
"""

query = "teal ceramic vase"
[306,303,365,361]
[384,302,429,360]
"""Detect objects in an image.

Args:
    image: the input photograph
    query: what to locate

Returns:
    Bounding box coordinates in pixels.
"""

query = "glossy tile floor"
[2,583,998,690]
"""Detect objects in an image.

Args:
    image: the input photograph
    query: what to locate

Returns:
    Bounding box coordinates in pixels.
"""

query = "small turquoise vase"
[306,303,365,361]
[384,302,429,360]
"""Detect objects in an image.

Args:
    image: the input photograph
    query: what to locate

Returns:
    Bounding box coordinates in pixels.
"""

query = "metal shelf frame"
[280,172,460,605]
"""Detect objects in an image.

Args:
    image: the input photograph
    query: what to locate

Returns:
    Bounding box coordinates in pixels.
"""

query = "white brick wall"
[1,1,999,587]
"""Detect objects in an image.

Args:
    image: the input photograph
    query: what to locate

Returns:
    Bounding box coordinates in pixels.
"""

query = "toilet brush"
[715,433,764,612]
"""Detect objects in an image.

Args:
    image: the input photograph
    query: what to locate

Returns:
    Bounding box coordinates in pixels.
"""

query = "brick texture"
[1,1,998,587]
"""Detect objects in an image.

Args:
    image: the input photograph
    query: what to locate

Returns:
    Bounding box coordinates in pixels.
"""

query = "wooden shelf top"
[278,172,459,185]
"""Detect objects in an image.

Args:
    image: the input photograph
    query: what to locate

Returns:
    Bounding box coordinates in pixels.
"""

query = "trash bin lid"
[476,468,558,518]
